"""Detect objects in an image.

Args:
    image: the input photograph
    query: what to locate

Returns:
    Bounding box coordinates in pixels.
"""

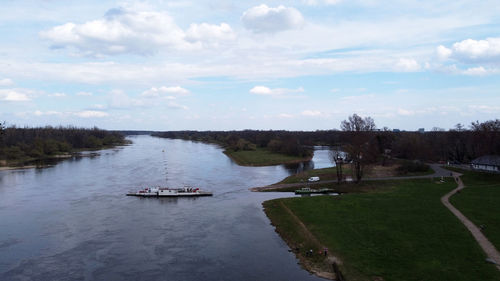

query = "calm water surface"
[0,136,331,281]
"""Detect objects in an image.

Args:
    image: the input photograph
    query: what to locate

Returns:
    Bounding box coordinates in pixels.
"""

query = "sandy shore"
[0,165,38,171]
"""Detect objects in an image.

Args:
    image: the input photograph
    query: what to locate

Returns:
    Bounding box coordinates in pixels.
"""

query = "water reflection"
[282,160,315,174]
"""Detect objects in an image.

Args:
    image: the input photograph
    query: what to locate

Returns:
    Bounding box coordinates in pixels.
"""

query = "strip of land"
[252,164,449,192]
[223,147,312,166]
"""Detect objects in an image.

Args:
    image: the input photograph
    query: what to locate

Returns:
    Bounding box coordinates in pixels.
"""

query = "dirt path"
[441,172,500,271]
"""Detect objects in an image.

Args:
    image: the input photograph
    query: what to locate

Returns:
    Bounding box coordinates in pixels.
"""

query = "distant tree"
[0,121,5,144]
[341,114,376,131]
[340,114,378,183]
[329,149,344,184]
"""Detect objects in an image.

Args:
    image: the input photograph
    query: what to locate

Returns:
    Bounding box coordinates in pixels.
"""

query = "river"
[0,135,331,280]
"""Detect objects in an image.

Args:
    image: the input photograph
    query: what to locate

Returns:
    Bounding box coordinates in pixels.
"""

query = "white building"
[471,155,500,173]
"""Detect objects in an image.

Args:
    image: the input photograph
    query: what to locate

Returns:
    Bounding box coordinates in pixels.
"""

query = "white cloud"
[40,6,234,56]
[462,66,488,76]
[397,108,415,116]
[301,110,324,117]
[109,89,144,108]
[91,104,106,109]
[185,23,236,45]
[0,89,32,101]
[278,113,294,118]
[48,92,66,97]
[241,4,304,33]
[395,58,421,72]
[34,110,63,116]
[0,78,14,86]
[303,0,342,5]
[437,37,500,64]
[436,45,452,60]
[249,86,304,96]
[468,105,500,114]
[452,38,500,62]
[76,91,93,96]
[167,101,188,110]
[141,86,189,98]
[74,110,109,118]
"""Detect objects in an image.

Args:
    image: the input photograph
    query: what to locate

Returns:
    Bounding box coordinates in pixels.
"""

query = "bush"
[3,146,26,160]
[396,160,430,175]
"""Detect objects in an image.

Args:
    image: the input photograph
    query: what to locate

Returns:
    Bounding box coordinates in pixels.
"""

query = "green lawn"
[450,170,500,251]
[223,147,311,166]
[264,179,500,281]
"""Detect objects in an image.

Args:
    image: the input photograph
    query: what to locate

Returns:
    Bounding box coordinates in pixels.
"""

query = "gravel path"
[441,172,500,271]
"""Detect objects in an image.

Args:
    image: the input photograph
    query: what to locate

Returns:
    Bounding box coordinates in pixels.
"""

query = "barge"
[294,187,335,195]
[127,187,213,197]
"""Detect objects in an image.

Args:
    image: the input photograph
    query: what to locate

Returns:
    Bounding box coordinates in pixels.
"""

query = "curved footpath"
[441,172,500,271]
[251,164,452,191]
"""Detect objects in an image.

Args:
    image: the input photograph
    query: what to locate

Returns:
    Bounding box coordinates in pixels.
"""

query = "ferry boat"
[294,187,335,195]
[127,187,213,197]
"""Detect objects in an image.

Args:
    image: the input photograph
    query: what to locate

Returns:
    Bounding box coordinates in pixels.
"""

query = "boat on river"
[127,187,213,197]
[294,187,335,195]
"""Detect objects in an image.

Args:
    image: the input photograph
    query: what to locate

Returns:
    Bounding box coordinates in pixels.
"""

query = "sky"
[0,0,499,131]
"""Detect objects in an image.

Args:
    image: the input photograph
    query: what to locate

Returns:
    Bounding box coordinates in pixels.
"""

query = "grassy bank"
[264,179,500,281]
[223,147,312,166]
[450,170,500,251]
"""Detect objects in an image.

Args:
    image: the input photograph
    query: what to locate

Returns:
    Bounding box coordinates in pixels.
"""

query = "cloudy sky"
[1,0,499,131]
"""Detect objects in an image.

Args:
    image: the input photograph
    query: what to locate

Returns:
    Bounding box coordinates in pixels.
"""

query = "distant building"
[418,128,425,133]
[471,155,500,173]
[393,129,400,132]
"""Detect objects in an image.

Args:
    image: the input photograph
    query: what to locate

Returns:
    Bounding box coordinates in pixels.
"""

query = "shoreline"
[0,143,127,171]
[263,200,338,280]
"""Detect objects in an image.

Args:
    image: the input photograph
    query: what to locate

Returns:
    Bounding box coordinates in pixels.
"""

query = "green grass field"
[264,179,500,281]
[223,147,311,166]
[450,170,500,252]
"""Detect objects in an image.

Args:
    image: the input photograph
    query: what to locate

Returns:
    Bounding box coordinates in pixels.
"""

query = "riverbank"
[223,147,312,166]
[0,143,128,170]
[263,178,500,280]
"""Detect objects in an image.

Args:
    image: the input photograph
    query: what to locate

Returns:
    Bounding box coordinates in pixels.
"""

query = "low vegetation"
[223,147,311,166]
[264,179,500,281]
[0,125,126,166]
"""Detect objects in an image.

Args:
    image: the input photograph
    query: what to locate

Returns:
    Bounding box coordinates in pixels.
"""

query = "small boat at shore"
[294,187,335,195]
[127,187,213,197]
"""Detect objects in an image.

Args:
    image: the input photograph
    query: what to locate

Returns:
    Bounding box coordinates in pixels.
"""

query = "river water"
[0,135,331,281]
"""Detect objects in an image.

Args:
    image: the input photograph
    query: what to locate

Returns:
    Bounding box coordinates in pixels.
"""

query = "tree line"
[152,130,313,158]
[0,124,126,162]
[153,116,499,183]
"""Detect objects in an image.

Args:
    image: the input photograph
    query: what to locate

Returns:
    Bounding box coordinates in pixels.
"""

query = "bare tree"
[329,149,344,184]
[341,113,376,131]
[340,114,377,183]
[0,121,5,144]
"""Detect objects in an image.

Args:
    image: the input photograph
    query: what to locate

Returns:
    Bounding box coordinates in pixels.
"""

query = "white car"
[308,176,320,182]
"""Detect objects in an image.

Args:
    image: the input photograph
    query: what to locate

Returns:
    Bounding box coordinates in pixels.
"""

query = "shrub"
[396,160,430,175]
